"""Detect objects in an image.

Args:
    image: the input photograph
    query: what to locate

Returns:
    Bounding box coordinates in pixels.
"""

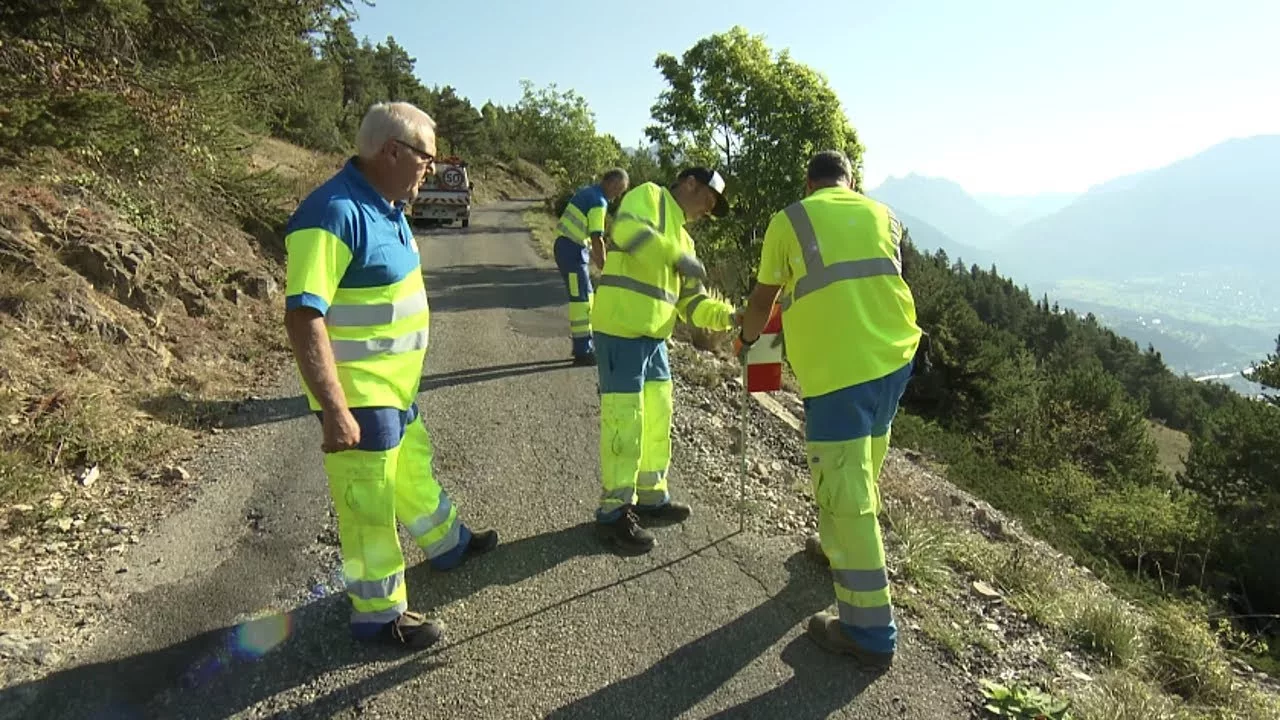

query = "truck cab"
[411,157,472,228]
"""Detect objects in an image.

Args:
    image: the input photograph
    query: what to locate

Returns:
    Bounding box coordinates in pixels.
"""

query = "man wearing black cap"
[587,166,738,553]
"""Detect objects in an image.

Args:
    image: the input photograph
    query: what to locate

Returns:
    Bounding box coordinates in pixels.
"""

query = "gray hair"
[356,101,436,159]
[601,167,629,186]
[807,150,853,184]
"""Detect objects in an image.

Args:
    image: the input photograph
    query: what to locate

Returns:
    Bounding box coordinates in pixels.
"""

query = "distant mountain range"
[869,174,1013,252]
[870,135,1280,284]
[867,134,1280,378]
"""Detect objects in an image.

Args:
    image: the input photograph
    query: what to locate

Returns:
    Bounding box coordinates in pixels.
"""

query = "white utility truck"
[411,156,472,228]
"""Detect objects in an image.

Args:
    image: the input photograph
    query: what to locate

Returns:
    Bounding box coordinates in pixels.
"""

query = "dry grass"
[471,158,555,206]
[0,139,326,510]
[872,463,1280,719]
[1147,420,1191,478]
[522,206,559,259]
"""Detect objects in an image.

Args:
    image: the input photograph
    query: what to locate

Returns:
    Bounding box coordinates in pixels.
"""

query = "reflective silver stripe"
[790,257,902,306]
[561,211,587,234]
[834,567,889,593]
[346,571,404,600]
[326,291,429,328]
[614,211,657,231]
[613,194,668,253]
[601,487,636,505]
[684,295,707,317]
[784,201,825,273]
[423,521,463,559]
[613,211,659,253]
[406,494,453,538]
[331,328,429,362]
[636,489,668,505]
[837,600,894,628]
[616,225,659,253]
[888,211,904,266]
[779,201,903,312]
[679,282,706,300]
[351,601,407,625]
[597,275,676,304]
[572,331,591,338]
[636,470,666,489]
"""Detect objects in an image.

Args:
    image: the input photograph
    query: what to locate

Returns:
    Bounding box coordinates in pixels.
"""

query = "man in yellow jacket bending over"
[737,150,922,669]
[590,167,738,553]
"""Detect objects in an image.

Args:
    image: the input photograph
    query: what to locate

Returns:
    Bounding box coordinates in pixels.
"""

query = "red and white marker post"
[744,303,784,393]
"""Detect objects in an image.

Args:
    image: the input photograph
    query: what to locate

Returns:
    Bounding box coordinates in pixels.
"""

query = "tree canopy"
[646,26,864,292]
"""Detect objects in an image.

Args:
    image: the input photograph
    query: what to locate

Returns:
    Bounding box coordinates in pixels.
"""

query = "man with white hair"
[283,101,499,650]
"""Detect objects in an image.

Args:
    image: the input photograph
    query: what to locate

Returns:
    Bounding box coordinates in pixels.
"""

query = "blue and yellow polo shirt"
[284,158,431,411]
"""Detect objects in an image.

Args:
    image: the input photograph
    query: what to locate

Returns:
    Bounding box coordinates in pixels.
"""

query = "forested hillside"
[0,0,632,509]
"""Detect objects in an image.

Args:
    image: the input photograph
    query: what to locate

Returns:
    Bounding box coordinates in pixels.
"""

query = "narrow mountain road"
[0,201,971,719]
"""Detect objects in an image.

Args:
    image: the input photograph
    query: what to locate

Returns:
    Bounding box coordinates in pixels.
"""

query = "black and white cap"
[677,166,729,217]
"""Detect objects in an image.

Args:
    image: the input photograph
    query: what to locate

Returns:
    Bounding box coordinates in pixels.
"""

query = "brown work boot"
[597,506,656,554]
[636,499,691,525]
[806,612,894,669]
[805,533,828,564]
[367,611,443,651]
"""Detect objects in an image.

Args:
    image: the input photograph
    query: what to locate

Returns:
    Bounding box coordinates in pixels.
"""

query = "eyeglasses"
[395,139,435,165]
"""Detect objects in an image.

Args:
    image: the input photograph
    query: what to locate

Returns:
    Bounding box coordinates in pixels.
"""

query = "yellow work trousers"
[804,361,914,655]
[594,333,673,521]
[321,406,470,634]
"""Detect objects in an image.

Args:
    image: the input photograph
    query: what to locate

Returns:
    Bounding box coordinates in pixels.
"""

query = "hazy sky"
[351,0,1278,195]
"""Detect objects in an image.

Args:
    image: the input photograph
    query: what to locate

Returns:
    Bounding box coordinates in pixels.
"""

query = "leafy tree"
[1250,334,1280,402]
[512,80,623,190]
[431,86,482,157]
[646,26,863,293]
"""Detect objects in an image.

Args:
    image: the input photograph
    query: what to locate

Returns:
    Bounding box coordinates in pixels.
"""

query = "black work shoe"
[597,507,655,555]
[371,611,443,651]
[572,353,598,367]
[636,500,691,525]
[468,528,499,555]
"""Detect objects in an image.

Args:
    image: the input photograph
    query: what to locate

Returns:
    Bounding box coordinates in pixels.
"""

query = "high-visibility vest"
[591,182,734,339]
[284,161,431,412]
[556,184,608,246]
[319,267,429,410]
[771,186,921,397]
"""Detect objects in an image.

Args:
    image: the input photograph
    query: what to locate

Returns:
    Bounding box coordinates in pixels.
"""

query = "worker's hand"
[590,245,606,270]
[321,407,361,454]
[674,253,708,281]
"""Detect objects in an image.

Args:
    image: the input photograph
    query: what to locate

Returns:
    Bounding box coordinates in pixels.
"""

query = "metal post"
[739,359,749,534]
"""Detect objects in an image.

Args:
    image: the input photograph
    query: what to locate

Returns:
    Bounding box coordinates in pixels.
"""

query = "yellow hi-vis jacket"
[757,186,921,398]
[592,182,735,339]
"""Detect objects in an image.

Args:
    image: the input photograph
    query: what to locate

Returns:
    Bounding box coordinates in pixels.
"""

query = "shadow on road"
[419,358,573,392]
[0,532,874,719]
[137,360,571,433]
[137,392,311,431]
[426,263,564,313]
[0,523,608,719]
[544,552,882,720]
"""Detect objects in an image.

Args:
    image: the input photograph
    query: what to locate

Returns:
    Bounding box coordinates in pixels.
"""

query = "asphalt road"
[0,201,970,719]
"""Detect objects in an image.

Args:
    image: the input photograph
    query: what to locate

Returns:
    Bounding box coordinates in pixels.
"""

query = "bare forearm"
[284,309,347,412]
[740,283,782,342]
